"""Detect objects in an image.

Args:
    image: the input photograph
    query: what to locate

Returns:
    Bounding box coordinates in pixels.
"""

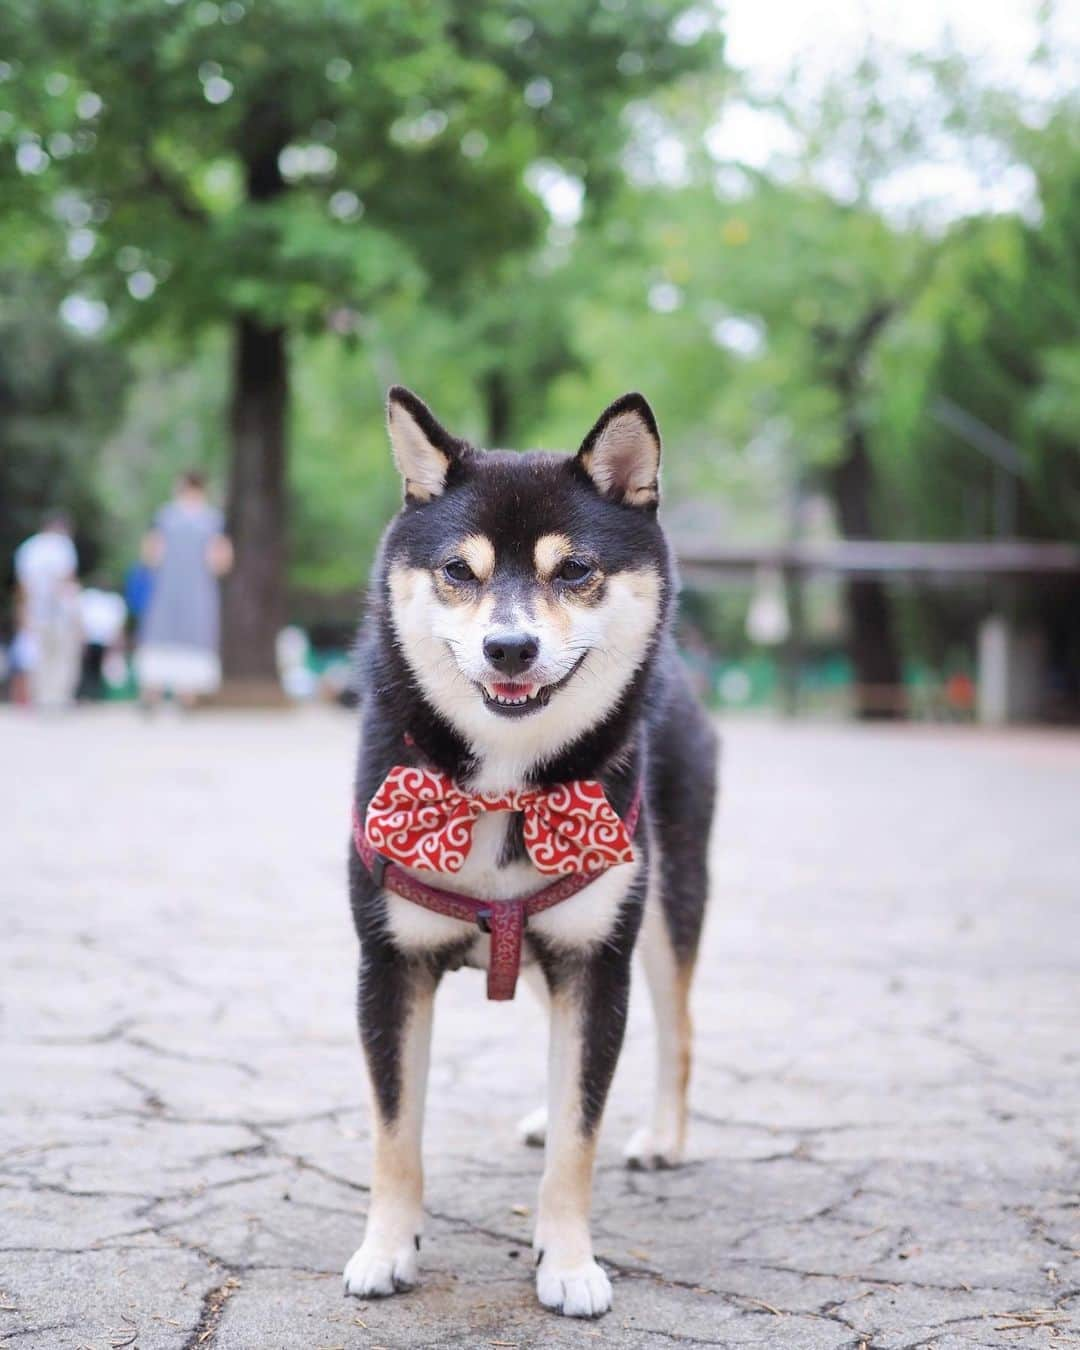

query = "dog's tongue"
[492,682,535,700]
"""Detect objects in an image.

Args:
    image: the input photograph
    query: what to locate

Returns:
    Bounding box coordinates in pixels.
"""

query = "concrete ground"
[2,709,1078,1350]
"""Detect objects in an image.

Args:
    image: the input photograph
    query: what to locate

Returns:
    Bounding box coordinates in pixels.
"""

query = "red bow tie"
[364,765,636,876]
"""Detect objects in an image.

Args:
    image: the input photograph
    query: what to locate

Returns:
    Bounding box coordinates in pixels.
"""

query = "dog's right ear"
[386,386,466,503]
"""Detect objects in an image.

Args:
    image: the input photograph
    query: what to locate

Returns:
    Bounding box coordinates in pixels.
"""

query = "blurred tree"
[873,90,1080,710]
[0,0,716,682]
[0,273,127,625]
[876,82,1080,545]
[544,170,934,714]
[706,50,963,716]
[565,48,967,716]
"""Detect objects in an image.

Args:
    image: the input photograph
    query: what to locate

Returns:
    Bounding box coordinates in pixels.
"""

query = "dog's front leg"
[344,947,436,1298]
[533,940,633,1318]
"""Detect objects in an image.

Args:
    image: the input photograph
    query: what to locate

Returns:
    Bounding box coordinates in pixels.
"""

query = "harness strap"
[352,781,642,1001]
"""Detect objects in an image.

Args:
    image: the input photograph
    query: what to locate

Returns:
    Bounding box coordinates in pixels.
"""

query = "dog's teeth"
[484,682,545,707]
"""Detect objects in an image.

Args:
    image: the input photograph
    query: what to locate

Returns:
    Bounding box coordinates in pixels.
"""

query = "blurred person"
[13,512,83,710]
[0,637,16,705]
[123,557,155,628]
[7,630,33,707]
[77,580,127,701]
[135,471,233,709]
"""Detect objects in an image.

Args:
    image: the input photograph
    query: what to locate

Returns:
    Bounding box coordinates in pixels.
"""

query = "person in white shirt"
[13,514,82,709]
[78,584,127,701]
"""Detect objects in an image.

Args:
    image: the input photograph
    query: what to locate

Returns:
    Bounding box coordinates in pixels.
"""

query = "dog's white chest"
[380,811,640,959]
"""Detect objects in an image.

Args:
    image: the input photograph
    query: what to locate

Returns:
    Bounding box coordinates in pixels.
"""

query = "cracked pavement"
[2,709,1078,1349]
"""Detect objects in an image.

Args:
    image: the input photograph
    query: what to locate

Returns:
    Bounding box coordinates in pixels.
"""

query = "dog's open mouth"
[478,653,587,718]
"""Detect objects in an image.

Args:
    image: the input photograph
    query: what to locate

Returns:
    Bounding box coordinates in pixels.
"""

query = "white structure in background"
[977,615,1044,725]
[275,625,316,700]
[746,566,790,646]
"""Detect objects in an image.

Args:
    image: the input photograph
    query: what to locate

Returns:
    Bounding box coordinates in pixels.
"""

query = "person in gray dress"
[135,471,233,707]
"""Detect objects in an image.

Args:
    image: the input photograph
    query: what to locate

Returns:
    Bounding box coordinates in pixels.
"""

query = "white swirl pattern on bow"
[364,766,634,875]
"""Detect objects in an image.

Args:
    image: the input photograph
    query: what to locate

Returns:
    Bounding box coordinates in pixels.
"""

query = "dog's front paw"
[516,1104,548,1148]
[623,1125,684,1170]
[343,1234,419,1298]
[536,1255,612,1318]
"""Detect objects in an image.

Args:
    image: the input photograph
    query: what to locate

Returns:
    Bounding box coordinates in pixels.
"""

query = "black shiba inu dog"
[344,387,717,1317]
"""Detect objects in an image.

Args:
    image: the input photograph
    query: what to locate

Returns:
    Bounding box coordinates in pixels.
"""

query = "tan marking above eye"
[457,533,495,582]
[534,532,573,580]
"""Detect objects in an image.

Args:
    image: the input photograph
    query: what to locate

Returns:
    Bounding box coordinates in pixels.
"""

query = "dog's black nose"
[483,632,540,677]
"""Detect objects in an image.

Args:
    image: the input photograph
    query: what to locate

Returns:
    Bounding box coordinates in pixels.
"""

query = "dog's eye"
[556,557,593,584]
[442,558,475,583]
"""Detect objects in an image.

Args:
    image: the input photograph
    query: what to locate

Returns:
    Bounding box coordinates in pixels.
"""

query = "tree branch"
[137,146,208,225]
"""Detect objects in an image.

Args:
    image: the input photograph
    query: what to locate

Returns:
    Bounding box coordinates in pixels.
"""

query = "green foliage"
[0,0,715,337]
[874,110,1080,544]
[0,273,127,609]
[94,332,230,575]
[288,334,400,593]
[0,0,717,619]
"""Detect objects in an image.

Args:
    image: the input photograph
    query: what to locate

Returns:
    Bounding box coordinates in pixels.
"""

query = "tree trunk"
[220,117,290,690]
[221,316,288,682]
[483,369,512,445]
[830,426,906,719]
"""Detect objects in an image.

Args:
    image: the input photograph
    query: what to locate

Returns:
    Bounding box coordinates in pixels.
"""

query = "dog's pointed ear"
[575,393,661,509]
[386,386,466,503]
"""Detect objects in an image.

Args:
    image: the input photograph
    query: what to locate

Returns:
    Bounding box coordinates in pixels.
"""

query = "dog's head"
[378,386,671,773]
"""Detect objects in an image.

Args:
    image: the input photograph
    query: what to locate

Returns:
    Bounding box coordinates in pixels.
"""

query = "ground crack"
[179,1276,241,1350]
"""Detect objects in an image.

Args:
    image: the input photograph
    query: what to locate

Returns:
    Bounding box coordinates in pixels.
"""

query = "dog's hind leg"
[627,701,716,1170]
[516,964,550,1148]
[624,889,695,1169]
[344,948,436,1298]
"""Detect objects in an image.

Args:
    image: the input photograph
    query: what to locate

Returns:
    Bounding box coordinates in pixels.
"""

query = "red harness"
[352,782,642,1001]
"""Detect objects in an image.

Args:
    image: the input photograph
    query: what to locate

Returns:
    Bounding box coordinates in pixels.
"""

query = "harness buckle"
[476,908,492,934]
[369,853,390,888]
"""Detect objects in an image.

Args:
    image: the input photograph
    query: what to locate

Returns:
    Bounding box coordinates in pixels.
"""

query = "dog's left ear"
[575,392,661,509]
[386,385,468,503]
